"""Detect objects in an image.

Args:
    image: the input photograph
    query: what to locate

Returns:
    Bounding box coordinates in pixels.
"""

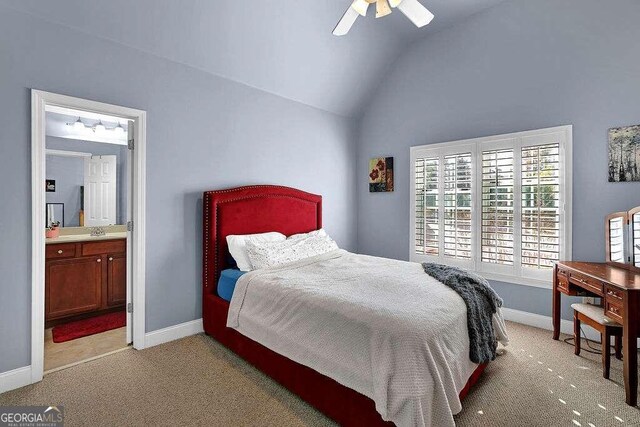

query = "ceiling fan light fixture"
[375,0,392,18]
[351,0,369,16]
[333,0,433,35]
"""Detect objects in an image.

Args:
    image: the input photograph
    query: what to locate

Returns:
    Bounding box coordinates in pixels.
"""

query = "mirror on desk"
[606,212,627,266]
[631,207,640,270]
[605,206,640,271]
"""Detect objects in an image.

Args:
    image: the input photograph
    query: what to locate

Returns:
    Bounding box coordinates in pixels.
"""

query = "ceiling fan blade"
[352,0,371,16]
[376,0,392,18]
[396,0,434,27]
[333,7,360,36]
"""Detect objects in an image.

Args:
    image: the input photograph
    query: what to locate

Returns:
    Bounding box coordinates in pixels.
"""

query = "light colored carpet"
[1,321,639,426]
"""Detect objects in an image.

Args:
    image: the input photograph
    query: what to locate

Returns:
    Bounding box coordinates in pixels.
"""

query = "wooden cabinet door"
[46,257,103,320]
[107,253,126,307]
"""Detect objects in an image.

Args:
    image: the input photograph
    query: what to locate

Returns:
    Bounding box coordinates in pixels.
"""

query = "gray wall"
[357,0,640,318]
[0,5,357,373]
[46,137,128,226]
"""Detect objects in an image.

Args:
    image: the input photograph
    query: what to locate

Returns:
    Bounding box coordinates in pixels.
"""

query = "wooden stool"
[572,303,623,379]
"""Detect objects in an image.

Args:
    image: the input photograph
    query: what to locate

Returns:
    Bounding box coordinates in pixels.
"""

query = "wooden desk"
[553,261,640,406]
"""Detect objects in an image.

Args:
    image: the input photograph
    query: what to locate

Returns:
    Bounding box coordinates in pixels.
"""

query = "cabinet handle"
[109,257,113,261]
[57,250,63,254]
[97,259,102,263]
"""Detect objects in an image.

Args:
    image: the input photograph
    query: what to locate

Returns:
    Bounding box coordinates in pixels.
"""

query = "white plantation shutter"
[443,153,472,260]
[481,149,514,265]
[410,126,572,286]
[521,143,561,269]
[414,158,439,255]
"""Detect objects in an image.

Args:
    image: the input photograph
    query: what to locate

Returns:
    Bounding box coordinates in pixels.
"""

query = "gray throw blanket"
[422,263,503,364]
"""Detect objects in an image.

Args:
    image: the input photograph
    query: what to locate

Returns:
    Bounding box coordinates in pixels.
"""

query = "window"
[410,126,572,287]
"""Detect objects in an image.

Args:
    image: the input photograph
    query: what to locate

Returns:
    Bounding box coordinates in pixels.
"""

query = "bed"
[202,185,492,426]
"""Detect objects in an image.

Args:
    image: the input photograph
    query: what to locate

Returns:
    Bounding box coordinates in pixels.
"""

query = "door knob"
[97,259,102,263]
[109,257,113,261]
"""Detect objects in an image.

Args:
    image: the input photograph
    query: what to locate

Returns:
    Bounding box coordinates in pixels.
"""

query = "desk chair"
[571,303,623,379]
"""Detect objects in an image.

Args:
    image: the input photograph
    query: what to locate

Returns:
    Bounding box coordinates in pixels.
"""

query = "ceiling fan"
[333,0,434,36]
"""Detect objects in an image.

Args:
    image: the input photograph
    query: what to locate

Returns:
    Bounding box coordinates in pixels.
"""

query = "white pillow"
[287,228,328,241]
[226,232,286,271]
[246,234,339,270]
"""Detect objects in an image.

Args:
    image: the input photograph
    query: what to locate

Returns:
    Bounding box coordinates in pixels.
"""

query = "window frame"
[410,125,573,288]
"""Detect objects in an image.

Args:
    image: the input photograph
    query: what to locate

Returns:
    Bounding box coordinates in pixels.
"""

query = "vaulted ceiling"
[4,0,506,117]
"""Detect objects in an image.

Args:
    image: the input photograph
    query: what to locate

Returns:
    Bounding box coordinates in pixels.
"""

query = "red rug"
[52,311,126,343]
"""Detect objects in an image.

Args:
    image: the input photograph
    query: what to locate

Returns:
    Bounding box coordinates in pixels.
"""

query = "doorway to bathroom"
[31,90,147,383]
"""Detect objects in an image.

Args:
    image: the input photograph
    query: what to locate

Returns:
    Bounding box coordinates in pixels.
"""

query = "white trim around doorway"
[31,90,147,385]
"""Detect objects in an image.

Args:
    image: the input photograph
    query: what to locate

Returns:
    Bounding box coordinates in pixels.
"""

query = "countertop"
[45,232,127,244]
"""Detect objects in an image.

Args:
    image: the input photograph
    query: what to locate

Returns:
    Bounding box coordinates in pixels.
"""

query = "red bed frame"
[202,185,486,426]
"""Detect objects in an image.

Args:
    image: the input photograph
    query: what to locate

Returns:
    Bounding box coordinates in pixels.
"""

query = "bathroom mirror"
[46,149,125,227]
[605,212,628,267]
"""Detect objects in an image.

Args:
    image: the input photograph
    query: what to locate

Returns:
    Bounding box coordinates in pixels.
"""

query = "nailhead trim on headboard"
[203,192,210,289]
[202,185,321,295]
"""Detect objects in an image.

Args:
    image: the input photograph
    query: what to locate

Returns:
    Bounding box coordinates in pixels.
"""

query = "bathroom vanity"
[45,234,127,326]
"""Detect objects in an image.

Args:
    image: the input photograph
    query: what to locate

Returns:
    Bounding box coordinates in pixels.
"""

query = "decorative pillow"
[226,232,286,271]
[246,234,339,270]
[287,228,328,241]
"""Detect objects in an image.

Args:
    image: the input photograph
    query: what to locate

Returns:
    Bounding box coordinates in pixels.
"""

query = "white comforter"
[227,249,508,427]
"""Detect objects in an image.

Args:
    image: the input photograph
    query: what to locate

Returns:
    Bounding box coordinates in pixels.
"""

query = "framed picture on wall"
[369,157,394,192]
[46,179,56,192]
[609,124,640,182]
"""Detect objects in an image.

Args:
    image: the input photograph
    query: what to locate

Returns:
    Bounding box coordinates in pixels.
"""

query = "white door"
[84,155,117,226]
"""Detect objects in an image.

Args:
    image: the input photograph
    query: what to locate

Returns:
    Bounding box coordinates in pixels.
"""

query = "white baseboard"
[0,365,32,394]
[503,307,640,348]
[144,318,203,348]
[1,319,204,394]
[501,307,600,342]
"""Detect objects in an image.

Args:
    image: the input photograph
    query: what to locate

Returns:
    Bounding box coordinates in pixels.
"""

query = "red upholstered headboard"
[202,185,322,296]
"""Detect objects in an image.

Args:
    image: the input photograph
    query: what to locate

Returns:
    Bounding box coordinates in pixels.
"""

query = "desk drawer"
[557,274,570,293]
[557,266,570,278]
[605,286,624,302]
[82,239,126,256]
[46,243,76,259]
[605,299,624,323]
[569,272,603,295]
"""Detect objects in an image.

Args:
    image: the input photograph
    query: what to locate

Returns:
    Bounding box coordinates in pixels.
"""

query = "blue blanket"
[422,263,503,364]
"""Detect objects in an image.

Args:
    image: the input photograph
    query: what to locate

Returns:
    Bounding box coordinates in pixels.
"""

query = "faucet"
[90,227,106,237]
